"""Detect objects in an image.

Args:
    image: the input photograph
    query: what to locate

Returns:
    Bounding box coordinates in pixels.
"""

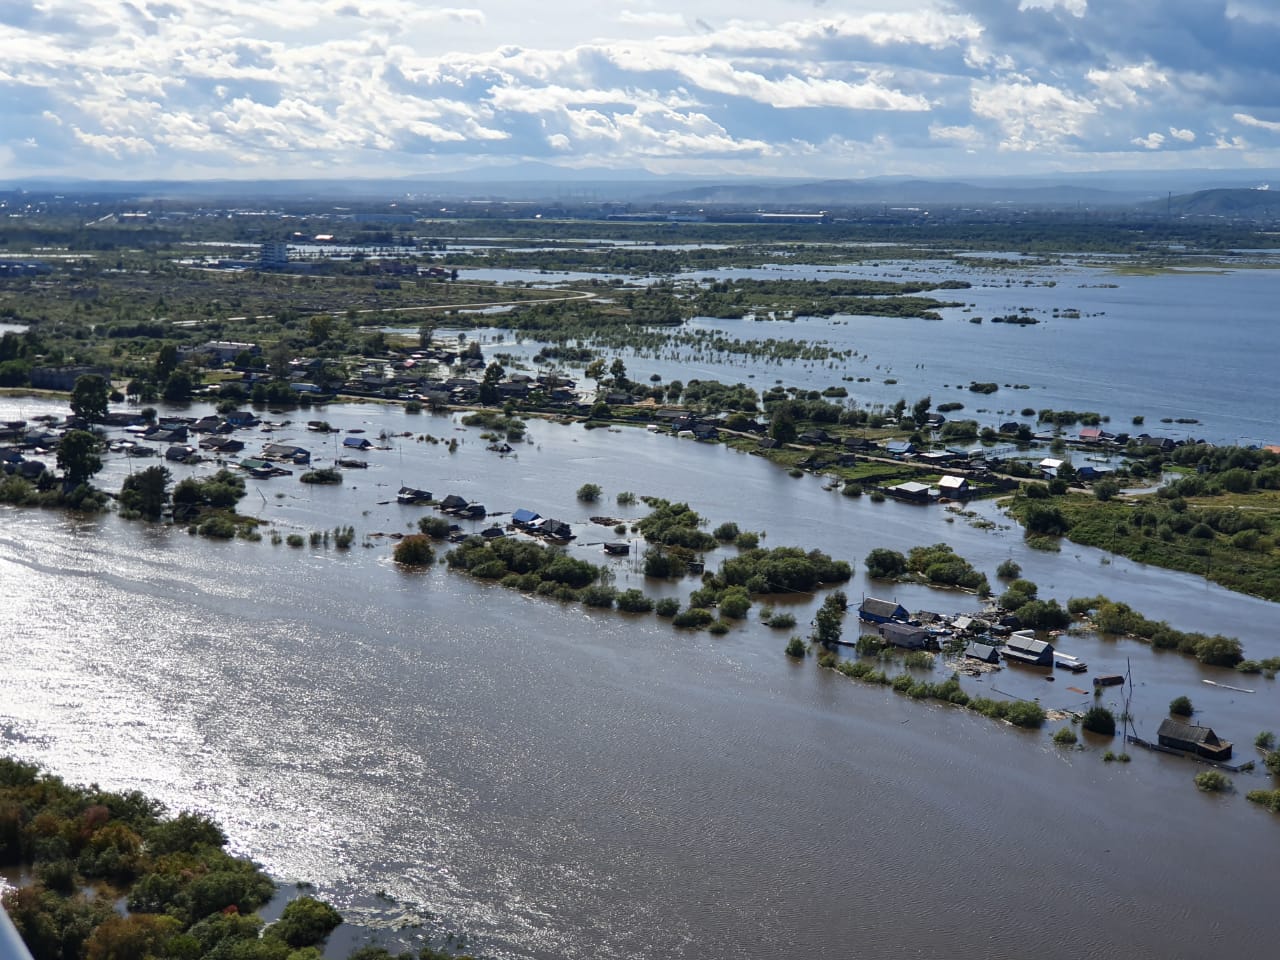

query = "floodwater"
[2,387,1278,960]
[469,257,1280,447]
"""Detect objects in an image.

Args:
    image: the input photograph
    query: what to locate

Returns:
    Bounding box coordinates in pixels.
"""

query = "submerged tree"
[56,429,103,486]
[70,373,110,423]
[120,465,172,520]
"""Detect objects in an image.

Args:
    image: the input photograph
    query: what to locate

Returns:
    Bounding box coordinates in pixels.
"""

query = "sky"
[5,0,1280,182]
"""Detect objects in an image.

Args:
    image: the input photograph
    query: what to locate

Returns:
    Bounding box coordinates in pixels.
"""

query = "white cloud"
[617,11,686,29]
[1132,131,1165,149]
[1234,112,1280,133]
[1086,63,1167,109]
[1169,126,1196,141]
[971,80,1097,150]
[929,123,983,147]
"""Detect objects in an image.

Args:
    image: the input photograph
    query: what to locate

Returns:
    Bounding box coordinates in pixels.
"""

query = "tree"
[864,548,907,579]
[576,483,602,502]
[479,360,505,404]
[1081,706,1116,736]
[162,370,194,403]
[153,344,179,381]
[393,535,435,566]
[911,395,932,427]
[1169,696,1194,717]
[769,404,797,444]
[70,374,110,423]
[811,593,846,647]
[264,896,342,948]
[57,429,103,486]
[609,357,628,385]
[120,465,172,520]
[1094,478,1121,502]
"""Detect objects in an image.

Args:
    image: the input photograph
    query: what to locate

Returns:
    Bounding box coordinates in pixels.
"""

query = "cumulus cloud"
[4,0,1280,177]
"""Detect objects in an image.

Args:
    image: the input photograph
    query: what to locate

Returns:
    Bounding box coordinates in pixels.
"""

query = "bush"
[1081,706,1116,736]
[580,585,617,608]
[1006,700,1047,728]
[713,521,741,541]
[418,516,451,538]
[615,589,654,613]
[198,516,237,539]
[1256,731,1276,750]
[576,483,602,502]
[996,559,1021,580]
[265,896,342,948]
[735,531,760,550]
[393,535,435,566]
[785,636,807,658]
[1053,727,1078,745]
[616,490,637,505]
[672,608,714,629]
[1247,789,1280,813]
[766,612,797,629]
[1265,752,1280,777]
[718,587,752,619]
[1194,771,1231,793]
[864,547,908,579]
[655,598,680,617]
[1169,696,1194,717]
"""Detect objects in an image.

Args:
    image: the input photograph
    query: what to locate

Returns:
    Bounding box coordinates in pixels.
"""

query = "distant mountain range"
[6,166,1280,212]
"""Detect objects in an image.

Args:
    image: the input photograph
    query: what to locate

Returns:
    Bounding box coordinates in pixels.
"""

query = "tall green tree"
[70,374,110,423]
[120,465,172,519]
[57,429,103,486]
[153,344,179,381]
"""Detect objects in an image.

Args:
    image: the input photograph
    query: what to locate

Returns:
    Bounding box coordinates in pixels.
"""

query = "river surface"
[2,386,1278,959]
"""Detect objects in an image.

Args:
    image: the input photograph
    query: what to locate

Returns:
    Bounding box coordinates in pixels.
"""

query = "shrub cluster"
[1069,596,1245,667]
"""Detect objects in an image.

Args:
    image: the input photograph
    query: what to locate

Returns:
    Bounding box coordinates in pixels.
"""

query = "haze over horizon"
[5,1,1280,184]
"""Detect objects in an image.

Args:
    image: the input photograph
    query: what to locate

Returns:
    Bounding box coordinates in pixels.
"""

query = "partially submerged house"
[511,508,542,529]
[1157,719,1233,761]
[398,486,432,504]
[875,621,931,650]
[1001,630,1054,666]
[859,597,908,624]
[886,480,932,503]
[964,641,1001,664]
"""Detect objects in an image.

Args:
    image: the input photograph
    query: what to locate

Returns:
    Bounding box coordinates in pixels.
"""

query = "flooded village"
[3,218,1280,960]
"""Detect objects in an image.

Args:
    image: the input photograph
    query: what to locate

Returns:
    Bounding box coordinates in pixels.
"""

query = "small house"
[458,503,486,520]
[1038,457,1064,479]
[876,621,931,650]
[859,597,909,624]
[603,541,630,556]
[397,486,432,504]
[1001,630,1054,666]
[438,493,468,513]
[964,641,1000,664]
[1157,719,1233,761]
[343,436,373,450]
[938,475,970,498]
[538,518,573,541]
[886,480,932,503]
[511,508,542,529]
[885,440,915,458]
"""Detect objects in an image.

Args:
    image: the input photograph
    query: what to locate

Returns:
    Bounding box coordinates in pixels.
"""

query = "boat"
[1053,653,1089,673]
